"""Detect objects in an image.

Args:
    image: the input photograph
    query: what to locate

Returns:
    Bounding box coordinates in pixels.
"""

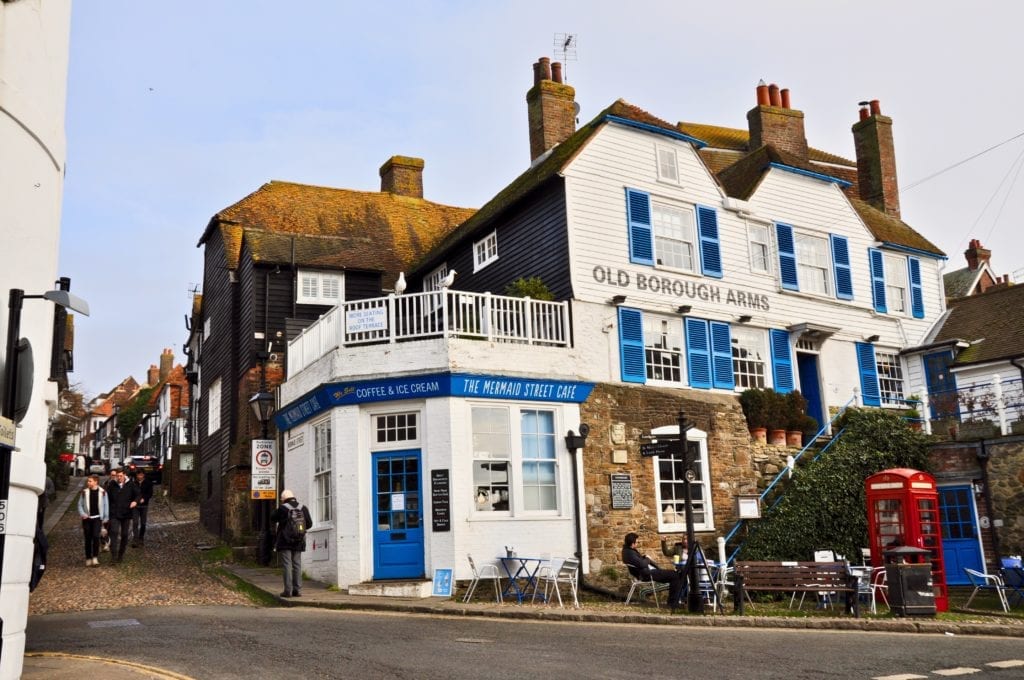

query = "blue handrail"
[723,393,859,564]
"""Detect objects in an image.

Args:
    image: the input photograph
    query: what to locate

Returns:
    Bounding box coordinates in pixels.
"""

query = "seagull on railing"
[440,269,457,288]
[394,272,406,295]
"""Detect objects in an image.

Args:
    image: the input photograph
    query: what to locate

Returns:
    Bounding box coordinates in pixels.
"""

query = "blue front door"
[796,353,824,433]
[924,351,959,420]
[372,450,425,580]
[939,486,982,585]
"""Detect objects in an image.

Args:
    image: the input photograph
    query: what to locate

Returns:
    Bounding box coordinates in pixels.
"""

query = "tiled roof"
[419,99,680,267]
[678,121,855,167]
[944,267,979,299]
[716,144,815,200]
[934,284,1024,364]
[202,181,475,278]
[847,198,944,257]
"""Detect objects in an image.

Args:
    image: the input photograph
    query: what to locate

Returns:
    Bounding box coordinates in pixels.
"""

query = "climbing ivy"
[737,408,932,562]
[117,387,154,440]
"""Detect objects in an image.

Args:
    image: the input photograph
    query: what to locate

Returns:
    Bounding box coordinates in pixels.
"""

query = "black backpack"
[280,504,307,543]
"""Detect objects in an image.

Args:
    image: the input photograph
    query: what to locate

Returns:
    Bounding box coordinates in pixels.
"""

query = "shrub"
[504,276,554,301]
[739,389,768,429]
[785,391,809,430]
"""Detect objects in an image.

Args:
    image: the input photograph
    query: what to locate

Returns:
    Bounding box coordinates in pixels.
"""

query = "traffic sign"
[251,439,277,496]
[640,440,680,457]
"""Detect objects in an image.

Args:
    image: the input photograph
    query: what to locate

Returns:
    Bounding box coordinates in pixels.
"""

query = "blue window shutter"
[696,205,723,278]
[626,188,653,265]
[775,223,799,291]
[769,329,794,393]
[830,234,853,300]
[856,342,881,406]
[908,257,925,319]
[869,248,887,313]
[685,318,712,389]
[709,321,735,389]
[618,307,646,383]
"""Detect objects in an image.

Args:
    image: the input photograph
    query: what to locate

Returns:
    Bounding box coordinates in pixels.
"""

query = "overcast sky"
[60,1,1024,398]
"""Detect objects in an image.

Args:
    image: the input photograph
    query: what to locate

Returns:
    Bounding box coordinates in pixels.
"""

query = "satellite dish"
[573,102,581,116]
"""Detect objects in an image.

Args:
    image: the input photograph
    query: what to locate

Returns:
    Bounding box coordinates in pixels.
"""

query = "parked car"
[126,455,162,484]
[88,460,107,475]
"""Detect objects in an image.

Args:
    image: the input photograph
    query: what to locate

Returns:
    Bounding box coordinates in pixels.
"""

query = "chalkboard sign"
[610,473,633,509]
[431,468,451,532]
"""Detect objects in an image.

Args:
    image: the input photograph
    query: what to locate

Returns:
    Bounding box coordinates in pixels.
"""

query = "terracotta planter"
[749,427,767,444]
[786,430,803,447]
[768,429,787,446]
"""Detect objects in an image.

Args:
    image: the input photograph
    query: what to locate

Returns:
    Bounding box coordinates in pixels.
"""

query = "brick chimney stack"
[852,99,901,218]
[379,156,425,198]
[526,56,577,162]
[159,348,174,381]
[746,81,808,161]
[964,239,991,271]
[147,365,159,386]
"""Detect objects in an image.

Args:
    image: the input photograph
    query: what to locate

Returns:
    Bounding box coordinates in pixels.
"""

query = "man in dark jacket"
[271,490,313,598]
[106,468,140,563]
[622,532,685,609]
[131,469,154,547]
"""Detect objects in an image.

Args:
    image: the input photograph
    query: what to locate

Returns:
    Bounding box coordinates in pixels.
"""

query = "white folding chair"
[964,568,1009,612]
[624,565,671,607]
[534,557,580,608]
[463,554,502,604]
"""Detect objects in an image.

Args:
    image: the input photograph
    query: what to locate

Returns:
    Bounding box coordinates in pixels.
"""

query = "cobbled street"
[30,479,253,615]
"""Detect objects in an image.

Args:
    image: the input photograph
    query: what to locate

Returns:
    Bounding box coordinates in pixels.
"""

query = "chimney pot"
[756,82,770,106]
[870,99,881,116]
[780,88,791,109]
[551,61,563,84]
[533,60,542,86]
[768,83,781,107]
[539,56,552,82]
[859,106,869,121]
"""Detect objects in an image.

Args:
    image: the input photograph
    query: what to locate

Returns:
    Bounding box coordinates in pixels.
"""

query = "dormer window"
[656,145,679,184]
[297,270,342,305]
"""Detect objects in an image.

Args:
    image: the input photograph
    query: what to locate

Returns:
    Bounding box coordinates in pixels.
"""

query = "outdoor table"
[498,556,547,603]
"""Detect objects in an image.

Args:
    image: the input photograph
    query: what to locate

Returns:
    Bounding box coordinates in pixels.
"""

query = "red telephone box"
[865,468,948,612]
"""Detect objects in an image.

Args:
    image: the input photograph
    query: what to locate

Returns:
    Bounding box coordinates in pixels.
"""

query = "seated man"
[622,532,685,609]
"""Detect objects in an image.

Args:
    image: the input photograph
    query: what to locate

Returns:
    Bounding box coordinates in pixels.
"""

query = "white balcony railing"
[288,290,571,375]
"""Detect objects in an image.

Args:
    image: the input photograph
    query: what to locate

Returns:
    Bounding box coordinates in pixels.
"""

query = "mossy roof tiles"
[943,267,979,299]
[678,121,855,167]
[847,197,944,256]
[202,181,475,277]
[934,284,1024,364]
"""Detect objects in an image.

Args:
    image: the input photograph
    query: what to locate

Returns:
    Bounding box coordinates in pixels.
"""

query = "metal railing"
[922,375,1024,438]
[288,290,571,375]
[723,392,860,564]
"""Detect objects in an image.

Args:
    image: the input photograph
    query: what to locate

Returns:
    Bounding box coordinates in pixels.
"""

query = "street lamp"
[2,285,89,627]
[248,390,275,436]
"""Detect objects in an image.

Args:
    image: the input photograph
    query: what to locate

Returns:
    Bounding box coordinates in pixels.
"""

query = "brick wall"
[579,383,791,571]
[747,105,808,161]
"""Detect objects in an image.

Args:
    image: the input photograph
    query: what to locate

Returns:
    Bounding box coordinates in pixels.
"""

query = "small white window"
[652,202,696,272]
[644,314,683,384]
[748,223,770,274]
[474,231,498,271]
[884,254,908,314]
[203,317,211,340]
[472,407,511,514]
[795,232,831,296]
[656,145,679,183]
[296,270,342,305]
[207,378,221,435]
[314,419,333,523]
[178,452,195,471]
[731,327,767,389]
[875,350,905,406]
[424,265,448,292]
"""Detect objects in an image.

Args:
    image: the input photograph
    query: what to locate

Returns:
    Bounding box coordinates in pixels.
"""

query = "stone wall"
[580,383,793,572]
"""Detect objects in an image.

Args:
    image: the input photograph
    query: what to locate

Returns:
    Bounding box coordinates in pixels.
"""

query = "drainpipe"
[564,424,619,599]
[976,440,1000,567]
[1010,357,1024,384]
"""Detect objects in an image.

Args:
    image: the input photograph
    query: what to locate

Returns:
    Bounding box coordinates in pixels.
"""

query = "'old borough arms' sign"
[593,265,770,311]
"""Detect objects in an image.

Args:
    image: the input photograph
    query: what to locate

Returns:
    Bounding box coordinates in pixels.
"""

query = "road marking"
[454,638,491,644]
[987,660,1024,669]
[87,618,141,628]
[932,669,980,676]
[872,675,927,679]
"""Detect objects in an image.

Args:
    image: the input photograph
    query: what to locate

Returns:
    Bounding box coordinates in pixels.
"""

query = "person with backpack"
[271,489,313,598]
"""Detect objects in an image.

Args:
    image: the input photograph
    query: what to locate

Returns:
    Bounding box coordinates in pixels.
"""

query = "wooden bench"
[733,561,861,617]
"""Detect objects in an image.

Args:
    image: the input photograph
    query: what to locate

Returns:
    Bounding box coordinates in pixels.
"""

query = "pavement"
[23,476,1024,679]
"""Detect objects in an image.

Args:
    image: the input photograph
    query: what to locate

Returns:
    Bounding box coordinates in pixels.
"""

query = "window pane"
[731,327,767,389]
[644,316,682,383]
[652,203,695,271]
[795,233,830,295]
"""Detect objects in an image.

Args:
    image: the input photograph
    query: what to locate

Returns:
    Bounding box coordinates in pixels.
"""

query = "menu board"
[431,469,451,532]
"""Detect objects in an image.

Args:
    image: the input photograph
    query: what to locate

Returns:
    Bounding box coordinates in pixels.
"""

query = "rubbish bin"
[884,546,936,617]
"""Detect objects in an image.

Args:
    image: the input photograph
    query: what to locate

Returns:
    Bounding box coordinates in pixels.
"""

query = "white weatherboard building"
[0,0,73,675]
[274,63,949,591]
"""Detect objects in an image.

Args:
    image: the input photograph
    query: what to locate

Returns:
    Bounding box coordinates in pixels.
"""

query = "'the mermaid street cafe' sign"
[593,265,770,311]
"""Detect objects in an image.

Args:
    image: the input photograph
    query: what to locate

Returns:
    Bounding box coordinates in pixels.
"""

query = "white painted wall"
[0,2,72,676]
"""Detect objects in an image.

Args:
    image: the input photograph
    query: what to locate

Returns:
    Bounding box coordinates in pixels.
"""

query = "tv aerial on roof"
[553,33,578,80]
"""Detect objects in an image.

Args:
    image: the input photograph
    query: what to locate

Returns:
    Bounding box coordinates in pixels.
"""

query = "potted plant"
[784,391,808,447]
[739,388,768,443]
[764,389,787,446]
[904,394,922,431]
[957,418,999,441]
[798,414,820,447]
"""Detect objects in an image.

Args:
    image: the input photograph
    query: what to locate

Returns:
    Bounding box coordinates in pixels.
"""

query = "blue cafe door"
[939,485,982,586]
[372,450,424,580]
[796,353,824,433]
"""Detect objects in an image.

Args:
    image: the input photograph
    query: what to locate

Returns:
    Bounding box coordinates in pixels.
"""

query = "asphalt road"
[26,605,1024,679]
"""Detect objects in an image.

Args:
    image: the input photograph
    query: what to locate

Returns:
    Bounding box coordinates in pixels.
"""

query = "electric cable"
[903,130,1024,191]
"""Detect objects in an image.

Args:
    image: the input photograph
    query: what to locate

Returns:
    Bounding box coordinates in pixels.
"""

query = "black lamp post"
[249,353,275,566]
[2,285,89,646]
